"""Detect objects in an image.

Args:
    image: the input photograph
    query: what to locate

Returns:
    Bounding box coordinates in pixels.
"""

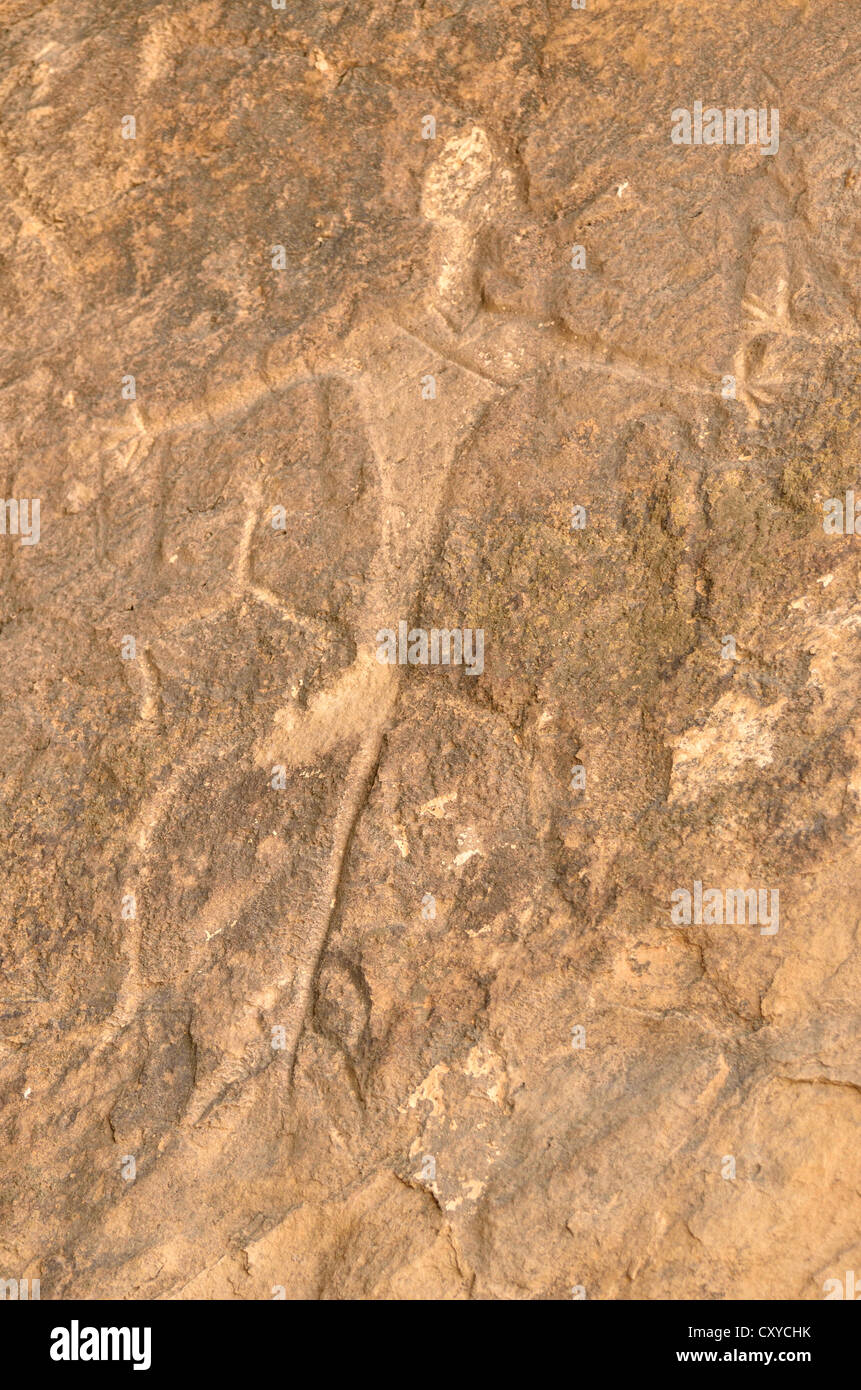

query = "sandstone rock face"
[1,0,859,1300]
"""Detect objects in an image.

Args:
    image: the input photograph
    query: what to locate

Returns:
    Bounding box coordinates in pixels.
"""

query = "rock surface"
[0,0,859,1299]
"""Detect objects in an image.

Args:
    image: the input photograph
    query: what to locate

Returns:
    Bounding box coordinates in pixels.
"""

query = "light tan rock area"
[0,0,859,1301]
